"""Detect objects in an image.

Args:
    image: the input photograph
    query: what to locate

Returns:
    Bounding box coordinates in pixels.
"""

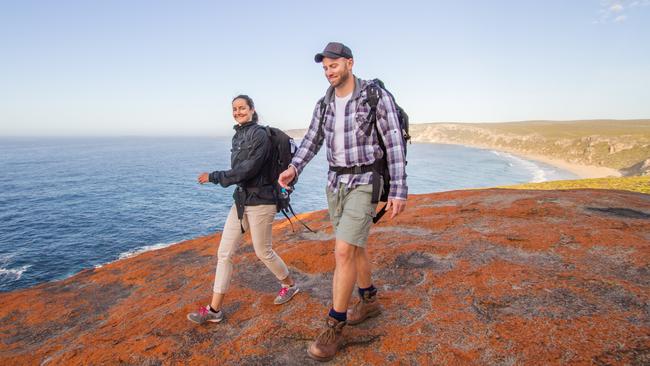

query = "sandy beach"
[451,143,624,179]
[507,151,622,179]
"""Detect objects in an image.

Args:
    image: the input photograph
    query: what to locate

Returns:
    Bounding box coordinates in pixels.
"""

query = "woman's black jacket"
[208,121,275,206]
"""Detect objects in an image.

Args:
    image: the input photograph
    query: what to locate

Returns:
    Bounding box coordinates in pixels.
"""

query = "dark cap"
[314,42,353,63]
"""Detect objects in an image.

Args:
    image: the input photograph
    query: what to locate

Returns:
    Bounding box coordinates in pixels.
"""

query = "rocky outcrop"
[622,159,650,176]
[1,189,649,365]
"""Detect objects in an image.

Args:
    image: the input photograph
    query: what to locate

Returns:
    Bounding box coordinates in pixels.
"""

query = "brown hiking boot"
[347,292,381,325]
[307,317,346,362]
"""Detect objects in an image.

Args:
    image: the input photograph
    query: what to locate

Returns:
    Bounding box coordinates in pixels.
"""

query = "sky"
[1,0,649,136]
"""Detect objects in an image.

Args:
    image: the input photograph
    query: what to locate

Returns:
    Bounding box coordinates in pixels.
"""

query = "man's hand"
[278,166,297,188]
[384,198,406,219]
[198,173,210,184]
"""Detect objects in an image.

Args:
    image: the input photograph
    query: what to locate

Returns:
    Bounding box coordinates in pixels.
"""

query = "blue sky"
[1,0,649,136]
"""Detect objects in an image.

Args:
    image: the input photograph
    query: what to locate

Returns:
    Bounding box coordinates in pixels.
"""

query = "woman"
[188,95,299,324]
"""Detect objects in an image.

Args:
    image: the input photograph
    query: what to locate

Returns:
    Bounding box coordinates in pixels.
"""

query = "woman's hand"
[198,173,210,184]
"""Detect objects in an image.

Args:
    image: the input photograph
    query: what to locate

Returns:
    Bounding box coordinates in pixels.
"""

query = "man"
[278,42,407,361]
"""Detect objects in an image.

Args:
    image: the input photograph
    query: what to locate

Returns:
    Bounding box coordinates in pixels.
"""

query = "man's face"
[322,57,353,88]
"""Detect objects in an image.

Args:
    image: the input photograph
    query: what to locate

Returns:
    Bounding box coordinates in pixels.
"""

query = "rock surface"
[1,189,649,365]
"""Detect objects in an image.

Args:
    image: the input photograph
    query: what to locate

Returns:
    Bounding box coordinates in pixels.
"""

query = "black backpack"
[262,126,315,232]
[365,79,410,203]
[318,79,410,223]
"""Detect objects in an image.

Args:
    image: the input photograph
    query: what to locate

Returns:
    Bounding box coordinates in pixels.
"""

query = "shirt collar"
[323,76,364,104]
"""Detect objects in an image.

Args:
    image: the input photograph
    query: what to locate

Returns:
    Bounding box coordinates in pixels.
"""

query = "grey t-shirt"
[332,92,352,171]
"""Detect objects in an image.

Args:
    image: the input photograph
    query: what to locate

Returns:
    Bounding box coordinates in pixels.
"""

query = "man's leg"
[355,247,372,289]
[332,239,358,313]
[308,238,355,361]
[308,186,351,361]
[347,246,381,325]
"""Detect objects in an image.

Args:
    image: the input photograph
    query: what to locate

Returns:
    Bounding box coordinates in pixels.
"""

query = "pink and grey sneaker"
[187,305,224,324]
[274,284,300,305]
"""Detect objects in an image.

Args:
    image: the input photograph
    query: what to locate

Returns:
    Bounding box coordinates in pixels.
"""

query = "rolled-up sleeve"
[291,100,325,175]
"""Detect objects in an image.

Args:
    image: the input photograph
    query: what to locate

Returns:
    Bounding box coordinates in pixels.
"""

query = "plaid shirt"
[291,77,408,200]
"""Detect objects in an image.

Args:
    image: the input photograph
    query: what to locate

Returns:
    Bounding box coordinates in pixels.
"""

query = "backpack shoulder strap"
[319,98,327,116]
[366,80,382,110]
[366,80,384,128]
[316,97,328,141]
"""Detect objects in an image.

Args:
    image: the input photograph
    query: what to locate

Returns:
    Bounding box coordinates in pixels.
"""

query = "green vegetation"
[499,176,650,194]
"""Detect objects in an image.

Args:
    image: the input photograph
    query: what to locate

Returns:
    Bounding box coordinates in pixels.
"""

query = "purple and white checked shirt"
[290,77,408,200]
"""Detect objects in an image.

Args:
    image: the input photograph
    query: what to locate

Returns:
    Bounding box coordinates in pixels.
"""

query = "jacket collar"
[323,76,365,104]
[233,121,258,131]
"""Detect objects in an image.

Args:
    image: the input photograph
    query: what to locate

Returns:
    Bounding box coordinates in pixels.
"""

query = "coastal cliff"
[409,120,650,177]
[1,188,648,365]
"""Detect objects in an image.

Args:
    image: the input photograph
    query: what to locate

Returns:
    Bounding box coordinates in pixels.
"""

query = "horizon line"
[2,118,649,138]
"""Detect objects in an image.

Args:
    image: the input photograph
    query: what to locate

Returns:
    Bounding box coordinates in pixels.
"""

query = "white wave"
[0,265,31,281]
[93,241,179,269]
[117,241,178,260]
[489,150,547,183]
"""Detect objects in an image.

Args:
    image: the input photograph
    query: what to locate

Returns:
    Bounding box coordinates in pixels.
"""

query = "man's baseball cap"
[314,42,353,63]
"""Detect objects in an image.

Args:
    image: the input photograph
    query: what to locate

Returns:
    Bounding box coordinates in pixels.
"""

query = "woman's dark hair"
[232,94,258,123]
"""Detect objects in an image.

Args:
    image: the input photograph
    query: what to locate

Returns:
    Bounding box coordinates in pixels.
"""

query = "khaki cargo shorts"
[326,183,378,247]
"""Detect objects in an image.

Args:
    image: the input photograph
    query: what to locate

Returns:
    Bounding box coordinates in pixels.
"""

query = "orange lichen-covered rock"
[1,189,649,365]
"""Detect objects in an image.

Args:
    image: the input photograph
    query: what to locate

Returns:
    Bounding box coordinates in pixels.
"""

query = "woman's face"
[232,98,254,124]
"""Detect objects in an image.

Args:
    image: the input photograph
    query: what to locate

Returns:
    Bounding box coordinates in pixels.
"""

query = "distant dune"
[286,120,650,178]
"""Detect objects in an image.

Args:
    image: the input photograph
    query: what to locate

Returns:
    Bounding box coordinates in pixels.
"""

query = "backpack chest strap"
[329,164,374,175]
[328,160,385,204]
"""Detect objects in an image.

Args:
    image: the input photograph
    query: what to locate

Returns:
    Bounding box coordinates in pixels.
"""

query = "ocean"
[0,137,576,292]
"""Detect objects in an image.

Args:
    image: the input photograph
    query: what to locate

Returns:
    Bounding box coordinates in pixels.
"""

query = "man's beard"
[331,70,350,88]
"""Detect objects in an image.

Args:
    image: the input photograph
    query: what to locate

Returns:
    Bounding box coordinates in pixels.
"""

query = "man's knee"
[334,240,357,264]
[355,247,367,258]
